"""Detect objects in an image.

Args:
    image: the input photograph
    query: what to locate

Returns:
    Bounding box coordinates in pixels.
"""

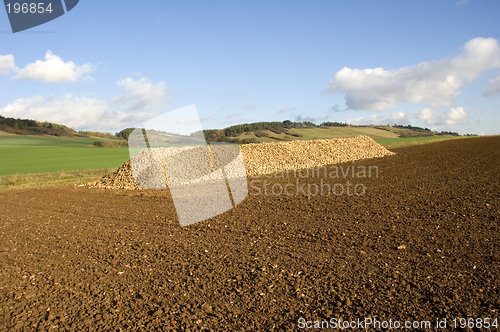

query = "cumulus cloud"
[0,95,155,131]
[13,51,94,83]
[415,108,436,125]
[388,111,413,124]
[345,111,411,125]
[0,54,16,76]
[439,107,469,125]
[113,77,167,112]
[346,114,387,126]
[484,74,500,96]
[243,104,256,109]
[346,107,470,127]
[0,76,169,131]
[326,37,500,110]
[390,111,405,121]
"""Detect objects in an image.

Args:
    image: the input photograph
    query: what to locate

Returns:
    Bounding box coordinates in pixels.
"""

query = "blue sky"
[1,0,500,135]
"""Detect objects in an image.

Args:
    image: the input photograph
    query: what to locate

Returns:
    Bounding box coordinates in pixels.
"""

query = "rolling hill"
[198,121,465,144]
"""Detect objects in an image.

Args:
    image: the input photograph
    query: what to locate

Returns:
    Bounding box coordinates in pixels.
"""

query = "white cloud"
[113,77,168,112]
[439,107,469,125]
[393,111,415,124]
[0,76,169,131]
[390,111,405,121]
[0,54,16,76]
[14,51,94,83]
[0,95,155,131]
[346,107,469,127]
[326,37,500,110]
[484,74,500,96]
[415,108,436,125]
[346,111,414,126]
[346,112,412,125]
[346,114,387,125]
[243,104,256,109]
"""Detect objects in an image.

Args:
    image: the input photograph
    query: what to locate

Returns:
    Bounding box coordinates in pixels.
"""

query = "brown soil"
[1,136,499,331]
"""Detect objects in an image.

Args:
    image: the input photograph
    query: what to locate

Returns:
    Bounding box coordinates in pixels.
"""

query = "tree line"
[2,114,470,142]
[192,120,350,141]
[0,115,124,138]
[0,115,78,136]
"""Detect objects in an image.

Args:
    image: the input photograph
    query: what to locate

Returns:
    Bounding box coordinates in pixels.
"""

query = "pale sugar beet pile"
[87,135,395,190]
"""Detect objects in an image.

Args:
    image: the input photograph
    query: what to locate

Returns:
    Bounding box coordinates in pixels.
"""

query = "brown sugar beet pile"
[0,136,499,331]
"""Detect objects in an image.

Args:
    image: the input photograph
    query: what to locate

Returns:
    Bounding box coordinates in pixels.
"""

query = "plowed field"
[1,136,499,331]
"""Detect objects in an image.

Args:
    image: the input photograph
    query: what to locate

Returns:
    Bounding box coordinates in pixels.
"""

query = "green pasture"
[0,136,129,176]
[0,135,117,147]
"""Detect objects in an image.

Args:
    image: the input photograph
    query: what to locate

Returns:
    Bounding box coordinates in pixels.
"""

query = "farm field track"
[0,136,499,331]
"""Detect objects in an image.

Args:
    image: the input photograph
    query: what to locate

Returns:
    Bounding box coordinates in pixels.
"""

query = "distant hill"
[0,115,122,140]
[191,121,466,144]
[2,115,473,145]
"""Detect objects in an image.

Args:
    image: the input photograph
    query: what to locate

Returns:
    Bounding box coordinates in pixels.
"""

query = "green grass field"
[0,136,130,176]
[0,136,119,147]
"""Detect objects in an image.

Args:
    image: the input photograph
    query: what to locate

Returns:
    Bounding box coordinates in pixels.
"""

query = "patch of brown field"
[0,136,499,330]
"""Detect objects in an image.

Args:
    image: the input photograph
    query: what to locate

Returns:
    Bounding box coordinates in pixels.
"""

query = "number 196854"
[6,3,53,14]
